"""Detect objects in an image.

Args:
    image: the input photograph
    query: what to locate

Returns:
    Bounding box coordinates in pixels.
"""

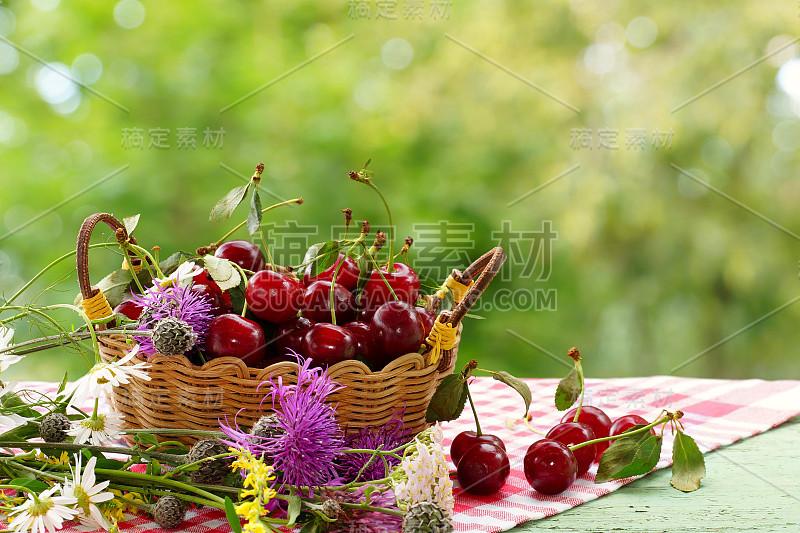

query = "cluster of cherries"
[452,405,654,496]
[116,239,436,370]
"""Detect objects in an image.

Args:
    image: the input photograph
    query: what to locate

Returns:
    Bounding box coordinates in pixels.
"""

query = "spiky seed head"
[402,502,454,533]
[39,413,71,443]
[185,438,233,485]
[151,317,197,356]
[152,495,186,529]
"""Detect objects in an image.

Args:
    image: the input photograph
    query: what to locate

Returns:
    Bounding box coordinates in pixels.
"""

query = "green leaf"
[136,433,159,446]
[425,373,469,423]
[299,521,319,533]
[439,289,454,313]
[57,371,69,395]
[595,429,662,482]
[490,371,532,415]
[286,495,302,527]
[247,189,263,236]
[670,431,706,492]
[146,459,162,476]
[210,184,250,222]
[554,366,581,411]
[228,281,246,315]
[123,214,141,235]
[8,478,48,494]
[159,252,185,276]
[1,391,41,420]
[224,497,243,533]
[418,274,442,297]
[595,428,661,482]
[84,268,133,308]
[303,241,342,278]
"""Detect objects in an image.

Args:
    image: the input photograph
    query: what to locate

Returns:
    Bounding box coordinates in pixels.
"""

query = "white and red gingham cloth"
[3,376,800,532]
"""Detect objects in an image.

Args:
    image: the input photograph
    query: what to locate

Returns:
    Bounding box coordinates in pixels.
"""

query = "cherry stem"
[365,182,394,272]
[464,382,483,437]
[213,197,303,247]
[569,415,669,452]
[363,246,399,301]
[572,360,585,423]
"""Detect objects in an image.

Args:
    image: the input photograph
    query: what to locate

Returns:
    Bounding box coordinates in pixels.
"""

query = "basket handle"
[422,246,506,368]
[76,213,144,322]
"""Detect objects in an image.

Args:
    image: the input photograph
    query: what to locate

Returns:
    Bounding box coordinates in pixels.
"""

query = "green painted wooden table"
[511,416,800,532]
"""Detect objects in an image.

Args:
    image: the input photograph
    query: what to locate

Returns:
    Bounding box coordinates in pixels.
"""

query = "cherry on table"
[456,442,510,496]
[303,253,360,291]
[114,301,143,321]
[523,439,578,495]
[358,263,421,322]
[370,300,424,368]
[450,431,506,468]
[610,415,655,443]
[561,406,612,462]
[342,321,376,362]
[302,281,356,324]
[205,314,266,367]
[545,422,596,475]
[215,240,266,272]
[246,270,304,323]
[302,323,356,367]
[273,316,315,359]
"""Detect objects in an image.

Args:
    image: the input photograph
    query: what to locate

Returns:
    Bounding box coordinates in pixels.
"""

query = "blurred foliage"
[1,0,799,383]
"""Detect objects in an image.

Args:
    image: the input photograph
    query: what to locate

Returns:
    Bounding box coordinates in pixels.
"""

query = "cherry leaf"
[303,241,342,278]
[490,370,531,416]
[123,214,140,235]
[670,431,706,492]
[246,189,263,235]
[555,366,581,411]
[209,184,250,222]
[595,427,661,483]
[426,373,468,423]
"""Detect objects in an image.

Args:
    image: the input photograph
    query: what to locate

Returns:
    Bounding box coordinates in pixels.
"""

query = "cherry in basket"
[302,253,360,291]
[215,240,266,272]
[358,263,421,322]
[370,300,424,367]
[246,270,304,323]
[302,323,356,367]
[206,314,266,366]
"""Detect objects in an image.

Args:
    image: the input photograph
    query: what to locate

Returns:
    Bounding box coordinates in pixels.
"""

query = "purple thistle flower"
[326,487,403,533]
[219,410,271,459]
[259,354,345,488]
[124,276,213,356]
[337,411,411,483]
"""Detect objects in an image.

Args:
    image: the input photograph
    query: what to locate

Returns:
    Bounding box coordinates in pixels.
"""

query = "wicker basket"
[77,213,505,445]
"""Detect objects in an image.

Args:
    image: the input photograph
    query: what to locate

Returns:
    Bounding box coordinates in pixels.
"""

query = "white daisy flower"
[67,412,123,446]
[67,345,150,408]
[202,255,241,290]
[8,485,78,533]
[0,326,23,374]
[62,454,114,530]
[153,261,203,289]
[0,381,33,428]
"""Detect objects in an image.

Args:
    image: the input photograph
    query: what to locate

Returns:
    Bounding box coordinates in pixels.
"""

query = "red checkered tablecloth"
[3,376,799,532]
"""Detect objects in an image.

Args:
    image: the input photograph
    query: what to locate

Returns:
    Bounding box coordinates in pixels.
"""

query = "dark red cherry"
[561,406,612,462]
[450,431,506,467]
[523,439,578,495]
[206,314,266,367]
[358,263,421,322]
[193,270,232,305]
[415,307,436,340]
[456,442,510,496]
[302,323,356,367]
[246,270,304,323]
[370,301,424,368]
[274,316,315,358]
[215,240,266,272]
[610,415,654,443]
[302,281,356,324]
[342,321,376,361]
[191,283,233,317]
[303,254,360,291]
[546,422,596,475]
[114,301,143,321]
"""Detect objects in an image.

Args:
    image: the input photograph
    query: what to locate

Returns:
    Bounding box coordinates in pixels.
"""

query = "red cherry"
[456,442,510,496]
[370,301,424,368]
[206,314,266,367]
[274,316,315,358]
[610,415,654,443]
[358,263,420,322]
[342,321,376,361]
[450,431,506,467]
[561,406,612,462]
[114,301,143,320]
[523,439,578,495]
[193,270,232,305]
[302,323,356,367]
[302,281,356,324]
[191,284,233,317]
[303,254,360,291]
[545,422,596,475]
[246,270,304,323]
[215,240,266,272]
[415,307,436,340]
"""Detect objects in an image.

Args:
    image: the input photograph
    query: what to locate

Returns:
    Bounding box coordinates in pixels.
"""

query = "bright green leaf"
[224,497,243,533]
[670,431,706,492]
[210,185,250,222]
[595,428,660,483]
[554,366,581,411]
[286,495,302,527]
[303,241,342,278]
[136,433,159,446]
[8,478,48,494]
[425,373,468,423]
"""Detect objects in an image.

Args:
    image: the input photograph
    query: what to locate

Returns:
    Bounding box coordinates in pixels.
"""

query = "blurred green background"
[1,0,799,383]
